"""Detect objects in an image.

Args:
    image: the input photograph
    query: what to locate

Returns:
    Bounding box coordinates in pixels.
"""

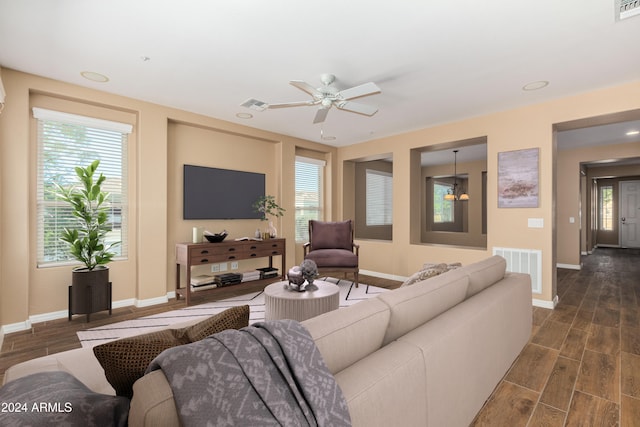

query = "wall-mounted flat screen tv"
[183,164,265,219]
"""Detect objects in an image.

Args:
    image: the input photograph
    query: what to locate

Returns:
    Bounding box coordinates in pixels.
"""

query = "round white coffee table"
[264,280,340,322]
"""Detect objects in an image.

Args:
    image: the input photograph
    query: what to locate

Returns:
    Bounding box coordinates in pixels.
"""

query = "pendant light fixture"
[444,149,469,201]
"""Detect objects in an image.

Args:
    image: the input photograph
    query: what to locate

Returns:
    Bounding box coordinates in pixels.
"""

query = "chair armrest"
[303,242,311,255]
[353,243,359,256]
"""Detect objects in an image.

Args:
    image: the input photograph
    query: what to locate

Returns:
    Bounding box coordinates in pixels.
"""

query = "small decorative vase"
[268,221,277,238]
[255,228,261,239]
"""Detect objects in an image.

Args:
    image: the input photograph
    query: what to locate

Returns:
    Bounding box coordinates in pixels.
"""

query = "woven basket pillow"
[93,304,250,398]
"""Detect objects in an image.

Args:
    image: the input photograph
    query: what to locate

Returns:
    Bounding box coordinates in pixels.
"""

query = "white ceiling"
[1,0,640,148]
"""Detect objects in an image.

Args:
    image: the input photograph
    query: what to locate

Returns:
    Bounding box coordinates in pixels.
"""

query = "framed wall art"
[497,148,539,208]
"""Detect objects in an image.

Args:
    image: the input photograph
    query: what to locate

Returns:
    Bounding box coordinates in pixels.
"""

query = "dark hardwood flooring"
[473,247,640,426]
[2,249,639,426]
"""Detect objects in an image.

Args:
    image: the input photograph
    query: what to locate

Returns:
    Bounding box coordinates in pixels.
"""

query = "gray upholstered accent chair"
[303,220,360,287]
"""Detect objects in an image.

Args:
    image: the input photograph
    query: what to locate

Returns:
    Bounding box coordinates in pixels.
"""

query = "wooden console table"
[175,238,286,305]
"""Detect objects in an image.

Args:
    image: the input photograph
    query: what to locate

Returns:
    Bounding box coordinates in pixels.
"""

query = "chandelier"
[444,150,469,201]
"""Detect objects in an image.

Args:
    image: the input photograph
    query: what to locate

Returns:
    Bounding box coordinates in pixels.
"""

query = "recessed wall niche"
[410,138,487,249]
[350,155,393,241]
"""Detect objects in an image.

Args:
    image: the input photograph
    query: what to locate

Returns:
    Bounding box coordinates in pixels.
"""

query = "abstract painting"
[498,148,539,208]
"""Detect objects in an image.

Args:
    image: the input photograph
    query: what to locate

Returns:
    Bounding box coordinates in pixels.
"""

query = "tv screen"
[183,165,265,219]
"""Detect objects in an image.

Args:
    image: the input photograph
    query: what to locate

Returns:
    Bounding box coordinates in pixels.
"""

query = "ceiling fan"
[242,73,381,124]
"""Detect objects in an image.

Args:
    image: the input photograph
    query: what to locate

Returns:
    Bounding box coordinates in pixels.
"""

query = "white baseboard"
[557,263,581,270]
[1,294,173,334]
[135,295,169,308]
[1,319,32,335]
[532,294,559,309]
[360,269,408,283]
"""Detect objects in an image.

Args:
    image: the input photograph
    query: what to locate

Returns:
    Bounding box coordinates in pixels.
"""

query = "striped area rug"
[77,278,387,348]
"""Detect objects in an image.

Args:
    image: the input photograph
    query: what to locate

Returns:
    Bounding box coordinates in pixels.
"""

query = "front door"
[620,180,640,248]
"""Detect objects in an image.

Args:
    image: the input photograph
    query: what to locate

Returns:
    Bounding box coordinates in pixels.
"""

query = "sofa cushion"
[310,220,353,251]
[302,297,390,374]
[93,305,249,398]
[461,255,506,298]
[0,371,129,426]
[305,249,358,268]
[129,370,180,427]
[378,269,469,345]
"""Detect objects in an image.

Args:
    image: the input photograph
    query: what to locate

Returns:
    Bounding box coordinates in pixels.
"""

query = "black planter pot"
[68,266,112,322]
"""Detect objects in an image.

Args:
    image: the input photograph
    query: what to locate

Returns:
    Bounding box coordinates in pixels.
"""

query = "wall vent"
[493,247,542,294]
[616,0,640,20]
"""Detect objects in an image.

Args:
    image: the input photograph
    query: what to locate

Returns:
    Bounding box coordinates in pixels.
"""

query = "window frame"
[294,155,325,243]
[433,180,455,223]
[34,107,132,268]
[365,168,393,226]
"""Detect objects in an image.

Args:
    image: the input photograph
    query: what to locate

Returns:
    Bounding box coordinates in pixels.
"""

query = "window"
[600,185,613,231]
[433,181,454,223]
[366,169,392,226]
[34,108,132,267]
[295,156,325,243]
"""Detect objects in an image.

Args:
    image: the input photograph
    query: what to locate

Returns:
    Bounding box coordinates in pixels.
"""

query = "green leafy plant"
[54,160,120,270]
[253,195,285,221]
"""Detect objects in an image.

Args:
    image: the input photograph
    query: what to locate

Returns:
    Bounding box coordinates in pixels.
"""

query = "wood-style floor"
[2,249,639,426]
[0,275,401,385]
[473,247,640,426]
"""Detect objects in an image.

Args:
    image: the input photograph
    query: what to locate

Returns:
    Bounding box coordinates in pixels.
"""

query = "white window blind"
[366,169,393,226]
[295,156,325,243]
[34,107,131,267]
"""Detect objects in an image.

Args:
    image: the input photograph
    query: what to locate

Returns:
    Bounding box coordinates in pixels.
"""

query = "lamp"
[444,150,469,201]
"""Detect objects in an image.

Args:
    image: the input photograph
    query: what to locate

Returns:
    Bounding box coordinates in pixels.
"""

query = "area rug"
[77,278,387,348]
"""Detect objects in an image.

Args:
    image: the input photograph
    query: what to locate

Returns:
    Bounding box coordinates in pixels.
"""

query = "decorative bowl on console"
[203,230,228,243]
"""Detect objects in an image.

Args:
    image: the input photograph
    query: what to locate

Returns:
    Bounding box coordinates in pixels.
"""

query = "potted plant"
[54,160,119,320]
[253,195,285,238]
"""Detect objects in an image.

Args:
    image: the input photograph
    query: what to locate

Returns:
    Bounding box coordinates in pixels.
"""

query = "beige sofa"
[3,255,532,426]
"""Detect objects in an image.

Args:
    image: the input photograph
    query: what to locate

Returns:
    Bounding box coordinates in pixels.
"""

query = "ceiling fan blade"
[337,82,381,100]
[267,100,316,109]
[313,107,330,124]
[290,80,321,97]
[336,101,378,116]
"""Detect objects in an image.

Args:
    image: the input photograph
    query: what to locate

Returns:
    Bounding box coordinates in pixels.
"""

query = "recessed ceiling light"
[321,135,336,141]
[80,71,109,83]
[522,81,549,91]
[626,130,640,136]
[236,112,253,119]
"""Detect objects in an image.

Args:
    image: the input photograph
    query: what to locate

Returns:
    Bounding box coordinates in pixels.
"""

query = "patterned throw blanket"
[147,319,351,427]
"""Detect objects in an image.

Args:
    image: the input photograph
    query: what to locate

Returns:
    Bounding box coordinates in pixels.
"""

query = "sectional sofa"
[2,255,532,426]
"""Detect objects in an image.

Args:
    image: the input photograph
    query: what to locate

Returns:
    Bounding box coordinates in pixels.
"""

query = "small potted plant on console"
[253,195,285,238]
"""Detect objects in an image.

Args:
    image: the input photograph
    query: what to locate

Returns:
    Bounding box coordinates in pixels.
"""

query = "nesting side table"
[264,280,340,322]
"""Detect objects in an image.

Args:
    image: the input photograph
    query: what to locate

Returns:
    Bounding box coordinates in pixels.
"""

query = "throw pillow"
[401,262,463,287]
[0,371,129,426]
[401,264,448,287]
[93,304,250,398]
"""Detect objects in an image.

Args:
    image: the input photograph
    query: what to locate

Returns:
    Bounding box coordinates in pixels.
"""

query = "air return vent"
[493,247,542,294]
[240,98,268,111]
[616,0,640,20]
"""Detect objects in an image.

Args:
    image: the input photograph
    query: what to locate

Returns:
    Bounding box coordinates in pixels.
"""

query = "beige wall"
[1,67,640,329]
[338,80,640,305]
[0,69,334,330]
